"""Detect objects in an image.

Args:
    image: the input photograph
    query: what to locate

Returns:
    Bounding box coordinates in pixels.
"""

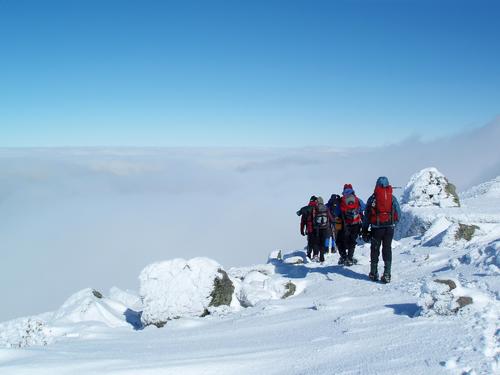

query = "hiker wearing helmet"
[362,177,402,283]
[298,196,319,260]
[336,184,365,266]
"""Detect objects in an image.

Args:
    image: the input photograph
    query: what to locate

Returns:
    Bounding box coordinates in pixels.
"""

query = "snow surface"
[0,172,499,374]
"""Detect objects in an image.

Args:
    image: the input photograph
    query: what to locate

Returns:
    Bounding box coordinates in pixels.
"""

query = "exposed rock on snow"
[434,279,457,291]
[402,167,460,208]
[139,258,234,326]
[455,224,480,241]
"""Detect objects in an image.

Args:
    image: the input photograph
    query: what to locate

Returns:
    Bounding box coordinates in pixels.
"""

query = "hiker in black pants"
[362,177,402,283]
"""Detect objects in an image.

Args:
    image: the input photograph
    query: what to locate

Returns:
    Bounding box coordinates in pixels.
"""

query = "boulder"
[139,258,234,327]
[402,167,460,208]
[455,224,479,241]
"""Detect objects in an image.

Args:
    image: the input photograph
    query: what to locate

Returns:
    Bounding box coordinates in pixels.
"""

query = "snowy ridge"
[0,169,499,374]
[461,176,500,200]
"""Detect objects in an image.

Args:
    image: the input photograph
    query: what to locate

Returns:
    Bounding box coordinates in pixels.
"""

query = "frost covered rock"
[239,270,296,307]
[0,317,53,348]
[396,168,461,239]
[402,168,460,208]
[52,288,131,328]
[417,279,473,316]
[139,258,234,326]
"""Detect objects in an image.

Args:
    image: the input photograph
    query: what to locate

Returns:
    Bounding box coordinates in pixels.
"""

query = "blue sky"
[0,0,498,147]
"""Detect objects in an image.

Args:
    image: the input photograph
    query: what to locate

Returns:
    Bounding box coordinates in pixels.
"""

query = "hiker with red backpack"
[335,184,366,266]
[298,196,319,260]
[362,176,401,283]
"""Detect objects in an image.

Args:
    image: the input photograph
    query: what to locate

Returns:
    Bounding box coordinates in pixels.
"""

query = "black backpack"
[314,205,329,230]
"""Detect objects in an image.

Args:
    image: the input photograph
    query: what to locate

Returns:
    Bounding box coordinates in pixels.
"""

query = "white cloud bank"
[0,118,499,321]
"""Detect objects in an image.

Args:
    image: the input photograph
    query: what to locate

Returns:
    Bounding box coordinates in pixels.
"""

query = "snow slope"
[0,175,499,374]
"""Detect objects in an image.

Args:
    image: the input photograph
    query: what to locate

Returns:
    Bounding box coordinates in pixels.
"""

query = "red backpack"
[370,185,396,225]
[340,194,362,225]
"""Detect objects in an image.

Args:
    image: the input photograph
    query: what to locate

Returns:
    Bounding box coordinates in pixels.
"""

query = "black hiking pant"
[306,233,315,259]
[344,224,361,260]
[370,226,394,265]
[312,228,329,262]
[336,228,347,259]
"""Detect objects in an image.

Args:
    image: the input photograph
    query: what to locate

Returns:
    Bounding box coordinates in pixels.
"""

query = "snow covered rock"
[396,168,461,239]
[0,316,53,348]
[402,167,460,208]
[239,270,296,307]
[139,258,234,327]
[52,288,131,328]
[417,279,473,316]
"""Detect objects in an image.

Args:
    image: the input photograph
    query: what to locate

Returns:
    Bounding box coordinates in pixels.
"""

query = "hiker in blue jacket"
[362,176,401,283]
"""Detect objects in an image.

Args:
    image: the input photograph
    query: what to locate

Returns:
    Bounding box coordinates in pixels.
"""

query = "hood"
[376,176,390,188]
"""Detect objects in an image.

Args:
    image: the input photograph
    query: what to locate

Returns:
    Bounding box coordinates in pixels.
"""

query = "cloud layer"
[0,118,499,321]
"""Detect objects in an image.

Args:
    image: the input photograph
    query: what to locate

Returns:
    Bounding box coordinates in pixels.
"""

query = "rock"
[92,289,103,299]
[139,258,234,326]
[208,269,235,308]
[434,279,457,291]
[282,281,296,299]
[454,296,473,311]
[455,224,479,241]
[402,167,460,208]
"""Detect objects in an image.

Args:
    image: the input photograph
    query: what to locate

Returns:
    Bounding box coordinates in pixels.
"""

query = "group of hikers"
[297,176,401,283]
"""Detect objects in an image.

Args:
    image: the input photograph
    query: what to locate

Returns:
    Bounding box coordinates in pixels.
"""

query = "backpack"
[340,194,362,225]
[370,185,395,225]
[314,204,330,230]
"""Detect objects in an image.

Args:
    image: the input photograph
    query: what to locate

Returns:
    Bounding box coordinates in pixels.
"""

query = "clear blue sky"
[0,0,498,147]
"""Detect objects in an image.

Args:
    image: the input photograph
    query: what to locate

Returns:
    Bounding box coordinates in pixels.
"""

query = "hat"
[343,183,353,190]
[309,195,318,202]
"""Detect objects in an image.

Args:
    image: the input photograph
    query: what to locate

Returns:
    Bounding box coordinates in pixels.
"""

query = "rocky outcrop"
[139,258,234,327]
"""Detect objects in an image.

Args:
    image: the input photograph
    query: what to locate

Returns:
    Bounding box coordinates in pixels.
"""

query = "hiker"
[362,176,401,283]
[312,196,333,262]
[325,194,341,253]
[298,196,318,260]
[336,184,365,266]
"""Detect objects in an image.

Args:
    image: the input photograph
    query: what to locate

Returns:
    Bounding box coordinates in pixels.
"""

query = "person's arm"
[362,196,373,231]
[393,195,402,223]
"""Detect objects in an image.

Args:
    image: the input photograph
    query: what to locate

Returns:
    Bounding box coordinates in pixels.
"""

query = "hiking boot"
[369,262,378,281]
[344,258,353,267]
[381,273,391,283]
[381,262,391,283]
[338,257,346,265]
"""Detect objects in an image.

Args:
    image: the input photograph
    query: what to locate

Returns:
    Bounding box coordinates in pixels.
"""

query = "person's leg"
[337,229,347,263]
[346,224,360,263]
[381,227,394,281]
[306,235,313,259]
[370,227,383,280]
[319,229,328,262]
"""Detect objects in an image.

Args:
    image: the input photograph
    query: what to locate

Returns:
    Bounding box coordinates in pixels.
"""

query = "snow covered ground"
[0,170,499,374]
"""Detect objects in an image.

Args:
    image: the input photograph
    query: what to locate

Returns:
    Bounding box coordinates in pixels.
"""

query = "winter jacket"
[300,201,318,235]
[334,188,366,223]
[363,177,402,229]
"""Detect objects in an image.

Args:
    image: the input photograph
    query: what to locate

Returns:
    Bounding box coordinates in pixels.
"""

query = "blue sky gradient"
[0,0,499,147]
